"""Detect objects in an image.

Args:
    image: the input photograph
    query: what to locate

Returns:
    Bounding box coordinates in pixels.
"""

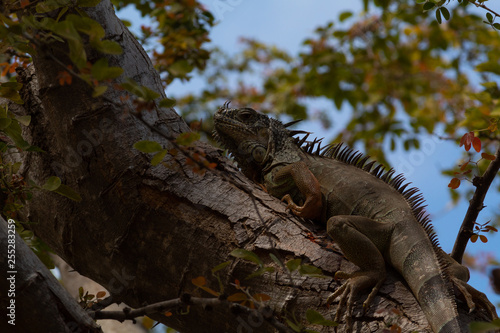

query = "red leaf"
[472,137,481,152]
[448,178,461,189]
[470,234,478,243]
[479,235,488,243]
[481,153,496,161]
[460,132,473,151]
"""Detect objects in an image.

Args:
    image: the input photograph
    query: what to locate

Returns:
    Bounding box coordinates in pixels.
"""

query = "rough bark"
[2,1,492,332]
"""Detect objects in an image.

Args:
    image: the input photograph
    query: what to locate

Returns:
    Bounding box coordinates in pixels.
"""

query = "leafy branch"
[451,144,500,263]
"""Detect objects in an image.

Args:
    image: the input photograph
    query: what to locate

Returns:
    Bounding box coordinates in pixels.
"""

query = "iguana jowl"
[213,104,498,333]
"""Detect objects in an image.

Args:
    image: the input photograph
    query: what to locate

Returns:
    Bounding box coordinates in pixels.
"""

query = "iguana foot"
[281,193,322,220]
[452,276,499,320]
[326,269,386,331]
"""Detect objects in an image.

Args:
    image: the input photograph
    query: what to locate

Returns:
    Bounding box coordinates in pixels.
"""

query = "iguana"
[213,104,498,333]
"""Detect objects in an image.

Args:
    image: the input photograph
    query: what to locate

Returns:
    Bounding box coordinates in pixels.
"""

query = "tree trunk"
[4,1,491,332]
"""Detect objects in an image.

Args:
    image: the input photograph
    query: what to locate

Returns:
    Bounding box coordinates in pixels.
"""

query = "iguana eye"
[252,146,266,163]
[237,109,255,121]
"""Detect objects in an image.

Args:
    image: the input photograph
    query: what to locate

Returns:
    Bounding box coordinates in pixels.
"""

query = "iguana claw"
[326,270,386,332]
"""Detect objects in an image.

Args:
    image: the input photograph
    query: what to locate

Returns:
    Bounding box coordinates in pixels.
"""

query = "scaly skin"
[213,104,498,333]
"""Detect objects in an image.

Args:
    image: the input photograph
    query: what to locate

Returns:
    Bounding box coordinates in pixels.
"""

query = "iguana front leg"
[326,215,389,331]
[274,161,323,220]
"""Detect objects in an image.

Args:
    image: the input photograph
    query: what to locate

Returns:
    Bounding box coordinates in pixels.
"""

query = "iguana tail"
[392,221,463,333]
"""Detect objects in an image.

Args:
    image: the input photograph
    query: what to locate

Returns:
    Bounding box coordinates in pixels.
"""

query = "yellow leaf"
[227,292,248,302]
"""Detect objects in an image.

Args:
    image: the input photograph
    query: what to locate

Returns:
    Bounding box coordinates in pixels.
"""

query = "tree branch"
[466,0,500,19]
[93,296,294,333]
[451,145,500,263]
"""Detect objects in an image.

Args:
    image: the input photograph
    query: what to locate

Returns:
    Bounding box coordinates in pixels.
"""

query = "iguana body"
[213,105,498,333]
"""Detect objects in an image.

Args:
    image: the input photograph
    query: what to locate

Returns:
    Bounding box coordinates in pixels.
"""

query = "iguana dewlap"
[213,104,498,333]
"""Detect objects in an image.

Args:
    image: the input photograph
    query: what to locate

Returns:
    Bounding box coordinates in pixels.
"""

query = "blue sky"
[119,0,500,311]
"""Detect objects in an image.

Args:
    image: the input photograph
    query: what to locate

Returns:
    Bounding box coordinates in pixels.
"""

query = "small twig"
[466,0,500,20]
[451,145,500,263]
[93,295,294,333]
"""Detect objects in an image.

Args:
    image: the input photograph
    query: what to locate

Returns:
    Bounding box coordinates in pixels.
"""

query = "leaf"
[0,117,12,130]
[245,266,274,280]
[481,153,495,161]
[436,9,442,24]
[133,140,163,153]
[42,176,62,191]
[306,309,338,326]
[476,61,500,75]
[253,293,271,302]
[440,7,450,21]
[227,292,248,302]
[469,319,500,332]
[191,276,206,287]
[0,82,24,104]
[211,261,231,274]
[423,2,436,11]
[470,234,478,243]
[94,40,123,55]
[92,85,108,97]
[338,11,353,22]
[77,0,102,7]
[448,178,461,189]
[230,249,263,266]
[53,183,82,202]
[269,253,285,269]
[286,259,301,272]
[479,235,488,243]
[159,97,176,108]
[472,137,481,152]
[91,58,123,80]
[486,13,493,23]
[299,264,324,277]
[16,115,31,126]
[176,132,200,146]
[151,149,167,166]
[96,291,106,298]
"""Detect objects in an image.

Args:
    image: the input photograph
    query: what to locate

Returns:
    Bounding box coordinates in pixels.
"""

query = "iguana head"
[213,103,300,181]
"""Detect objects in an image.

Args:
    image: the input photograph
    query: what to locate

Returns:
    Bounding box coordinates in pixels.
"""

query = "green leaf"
[159,97,176,108]
[338,11,352,22]
[298,264,324,277]
[269,253,284,269]
[286,258,301,272]
[94,40,123,55]
[91,58,123,81]
[16,115,31,126]
[133,140,163,153]
[0,82,24,104]
[92,85,108,97]
[230,249,263,266]
[440,7,450,21]
[42,176,62,191]
[493,23,500,30]
[77,0,102,7]
[436,8,442,24]
[3,120,30,149]
[423,2,436,10]
[0,118,12,130]
[486,13,493,23]
[53,183,82,202]
[245,266,274,280]
[151,149,167,166]
[470,319,500,333]
[176,132,200,146]
[211,261,231,274]
[306,309,338,326]
[476,61,500,75]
